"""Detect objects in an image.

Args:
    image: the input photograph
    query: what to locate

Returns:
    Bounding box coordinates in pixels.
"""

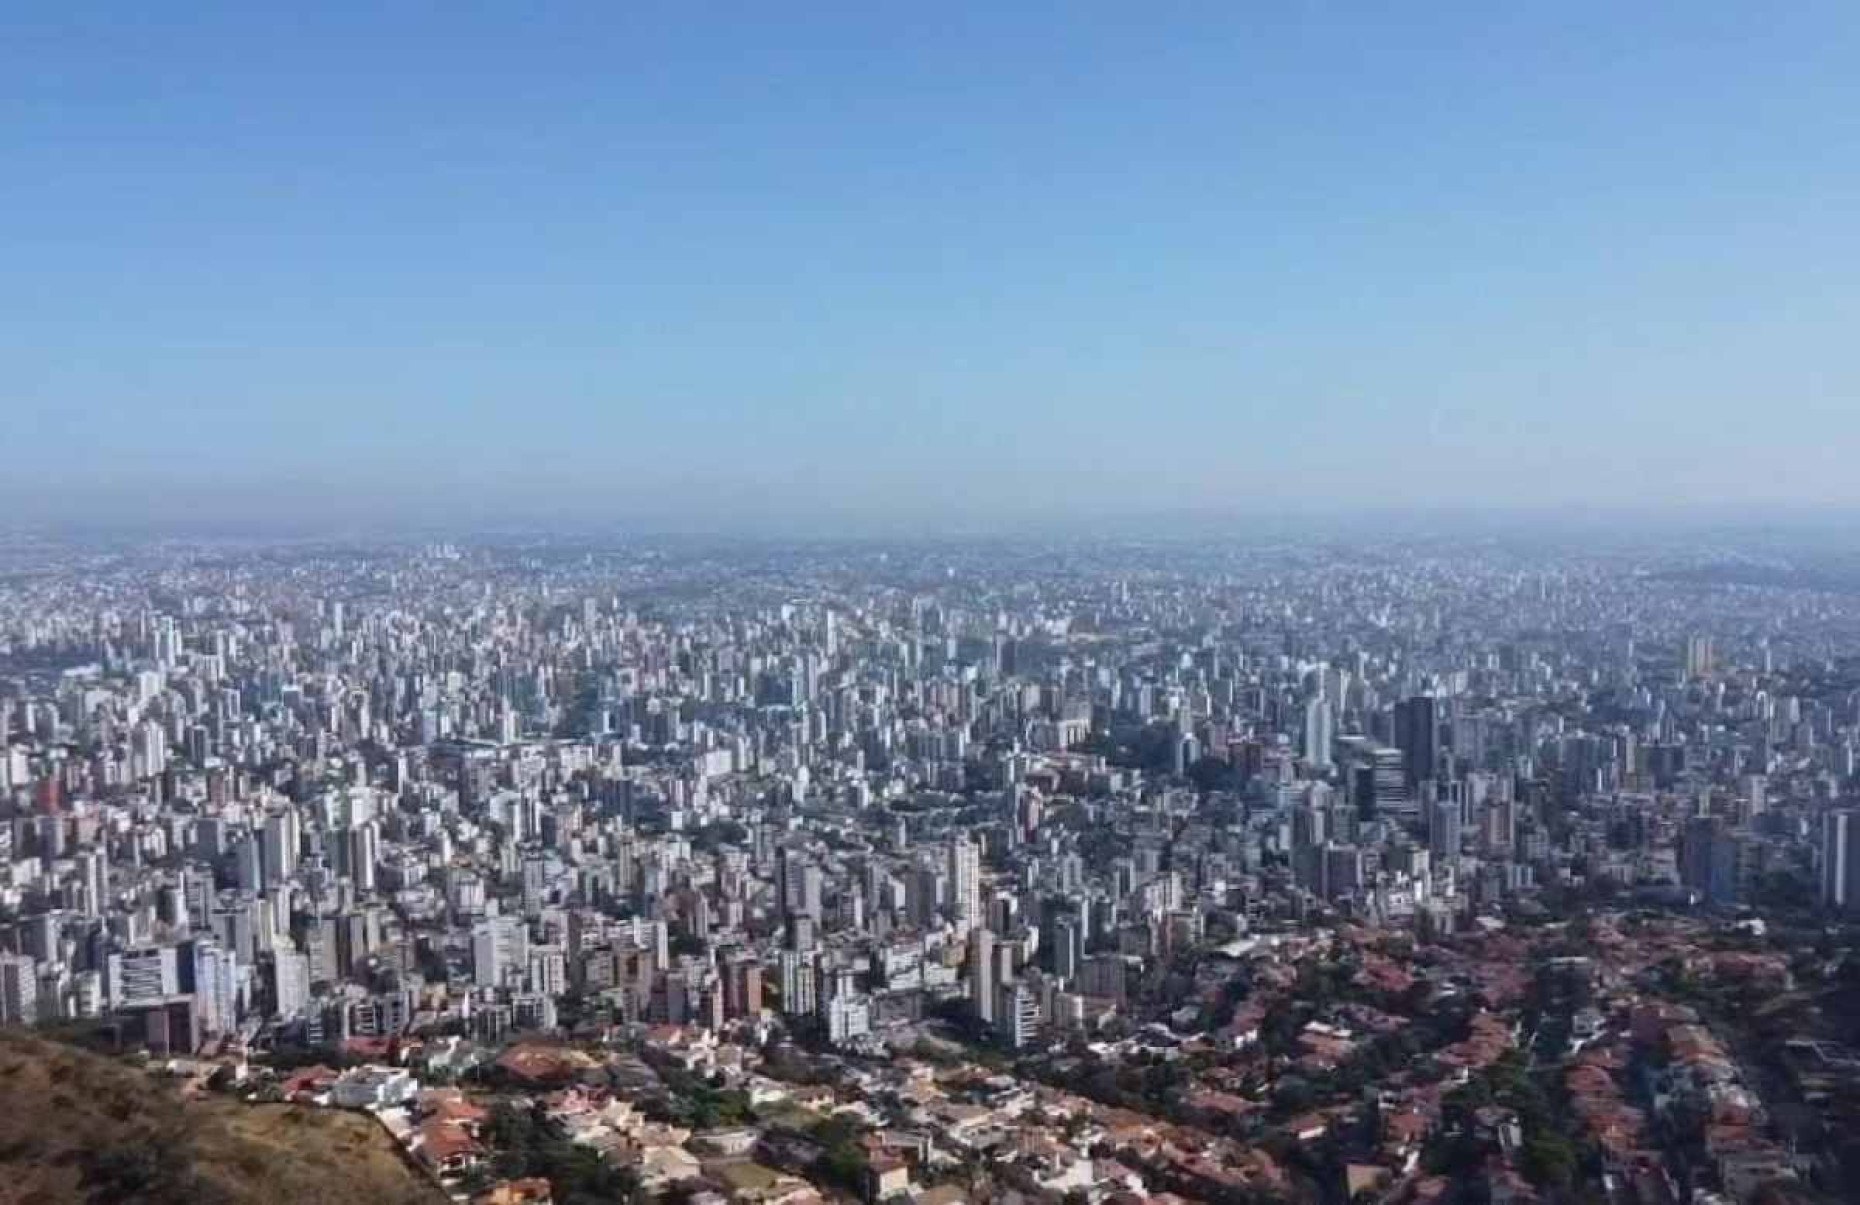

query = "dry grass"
[0,1030,445,1205]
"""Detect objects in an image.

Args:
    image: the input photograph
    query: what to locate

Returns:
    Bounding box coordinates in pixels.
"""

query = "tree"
[485,1101,642,1204]
[1521,1132,1576,1192]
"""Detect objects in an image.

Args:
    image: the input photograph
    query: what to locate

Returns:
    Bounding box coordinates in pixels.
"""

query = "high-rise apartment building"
[1303,697,1334,769]
[0,954,38,1025]
[969,926,995,1024]
[1822,810,1860,913]
[949,835,981,934]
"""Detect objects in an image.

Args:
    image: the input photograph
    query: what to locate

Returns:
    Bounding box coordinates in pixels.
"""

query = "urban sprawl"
[2,534,1859,1205]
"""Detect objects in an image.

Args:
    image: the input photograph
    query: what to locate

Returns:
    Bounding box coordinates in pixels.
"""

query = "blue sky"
[5,3,1859,532]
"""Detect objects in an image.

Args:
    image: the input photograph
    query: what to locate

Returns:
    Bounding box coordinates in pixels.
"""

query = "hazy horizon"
[8,3,1860,527]
[10,483,1860,548]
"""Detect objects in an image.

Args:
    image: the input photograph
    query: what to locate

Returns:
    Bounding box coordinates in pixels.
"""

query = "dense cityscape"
[2,531,1859,1204]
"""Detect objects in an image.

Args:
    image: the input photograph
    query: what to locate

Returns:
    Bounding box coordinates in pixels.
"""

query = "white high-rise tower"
[1303,697,1334,769]
[949,835,981,934]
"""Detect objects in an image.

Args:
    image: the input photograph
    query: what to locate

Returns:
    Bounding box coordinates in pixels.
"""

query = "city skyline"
[3,532,1859,1203]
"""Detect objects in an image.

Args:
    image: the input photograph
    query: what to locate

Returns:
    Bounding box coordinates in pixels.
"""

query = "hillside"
[0,1031,445,1205]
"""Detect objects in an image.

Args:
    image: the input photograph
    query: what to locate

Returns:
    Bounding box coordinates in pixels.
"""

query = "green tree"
[1521,1132,1576,1191]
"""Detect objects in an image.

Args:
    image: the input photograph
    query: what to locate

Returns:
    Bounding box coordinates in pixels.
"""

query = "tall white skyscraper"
[135,719,167,780]
[1303,697,1334,769]
[78,849,111,917]
[778,949,817,1017]
[969,926,995,1024]
[996,981,1041,1049]
[263,807,299,884]
[949,835,981,934]
[472,915,528,988]
[153,617,181,669]
[188,938,238,1037]
[1823,810,1860,913]
[271,946,309,1020]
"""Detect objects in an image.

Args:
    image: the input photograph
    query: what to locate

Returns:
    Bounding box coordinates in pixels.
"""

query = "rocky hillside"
[0,1031,443,1205]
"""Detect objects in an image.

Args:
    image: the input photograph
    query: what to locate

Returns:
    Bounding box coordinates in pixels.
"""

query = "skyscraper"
[263,807,299,884]
[78,849,110,917]
[235,832,265,893]
[725,957,762,1019]
[184,937,238,1037]
[970,926,995,1024]
[778,949,816,1017]
[107,946,180,1010]
[775,845,794,922]
[1303,697,1334,769]
[1429,798,1461,860]
[0,954,37,1025]
[1350,745,1411,820]
[1395,695,1439,789]
[472,915,528,989]
[949,835,981,935]
[349,821,380,894]
[1681,817,1742,907]
[135,720,167,780]
[1822,809,1860,913]
[995,981,1040,1049]
[270,946,310,1020]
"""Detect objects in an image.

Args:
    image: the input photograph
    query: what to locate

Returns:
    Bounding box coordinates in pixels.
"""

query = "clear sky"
[5,3,1859,534]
